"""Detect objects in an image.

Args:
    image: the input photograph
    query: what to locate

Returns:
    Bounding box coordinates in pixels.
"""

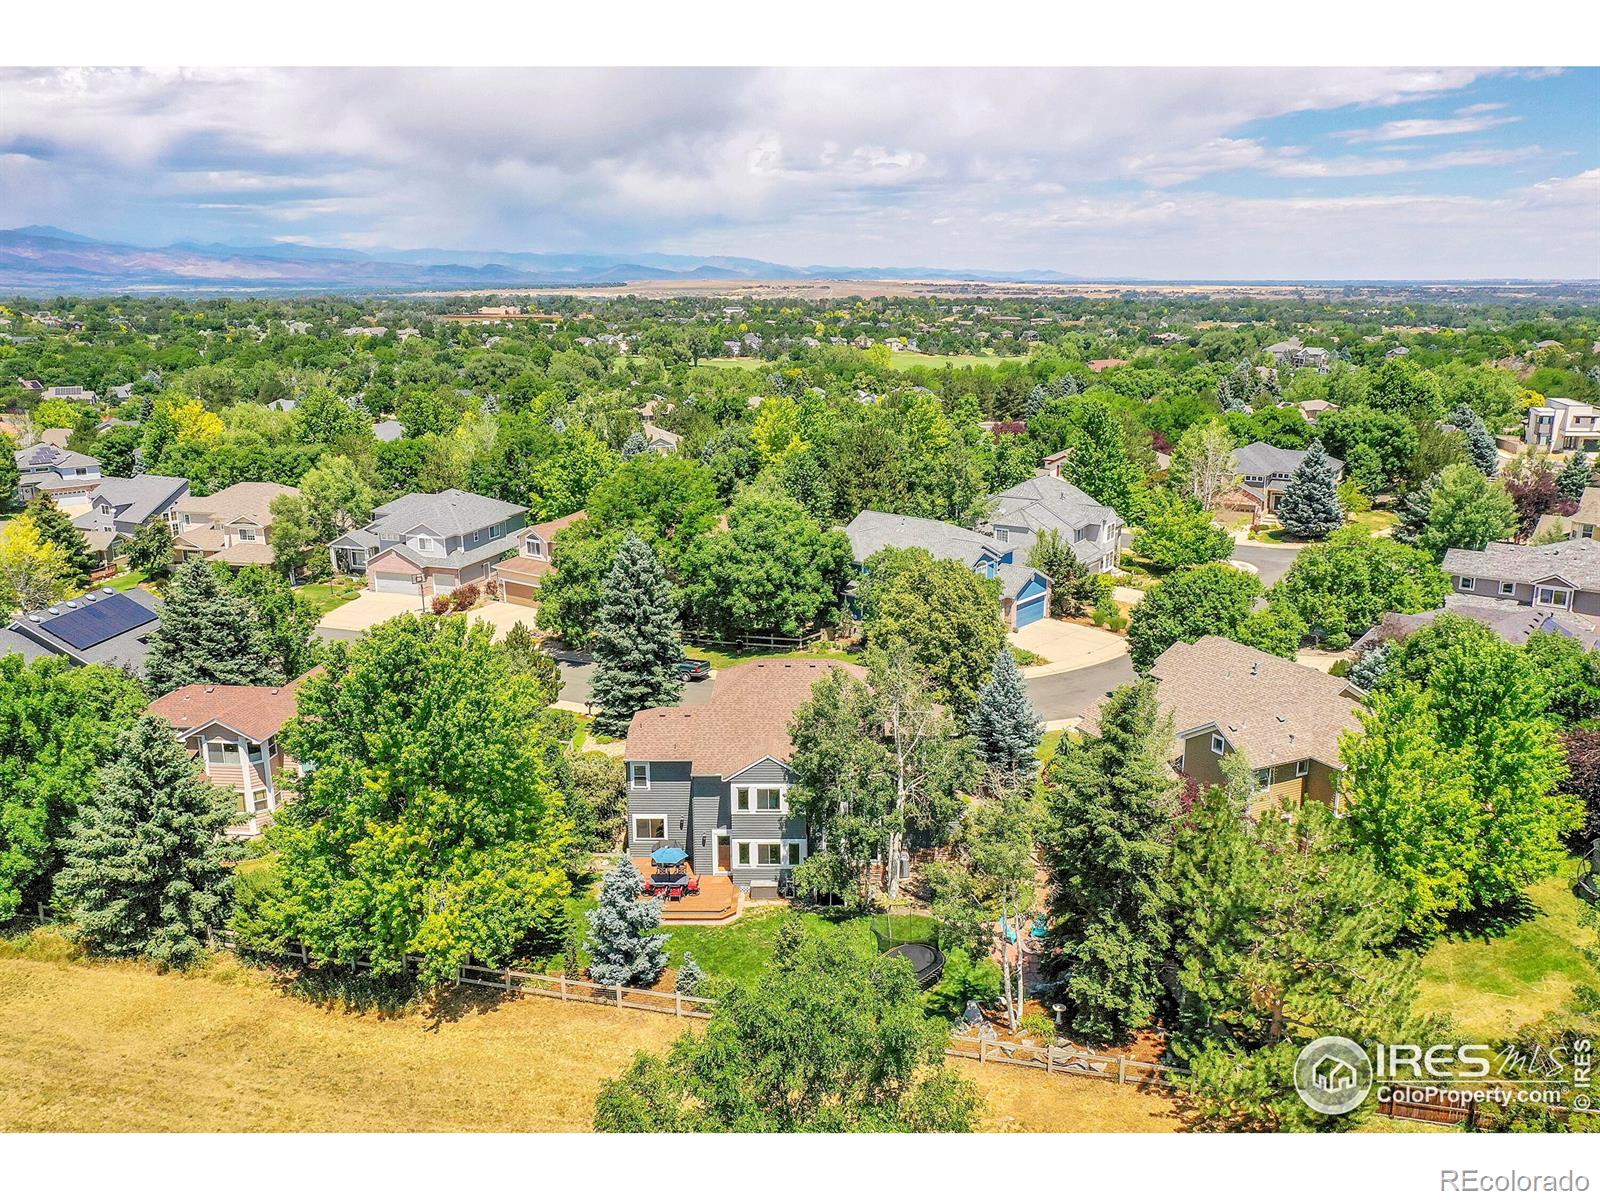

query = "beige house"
[147,678,306,837]
[174,481,299,567]
[1134,636,1365,813]
[491,510,586,608]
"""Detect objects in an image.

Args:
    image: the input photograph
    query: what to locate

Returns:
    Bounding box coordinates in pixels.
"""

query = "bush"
[451,583,481,612]
[430,595,451,615]
[1020,1012,1058,1042]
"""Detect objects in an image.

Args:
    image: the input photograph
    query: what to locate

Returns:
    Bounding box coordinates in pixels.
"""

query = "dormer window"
[1456,576,1475,592]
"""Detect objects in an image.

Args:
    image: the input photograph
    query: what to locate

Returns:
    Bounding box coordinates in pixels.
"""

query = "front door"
[717,835,731,873]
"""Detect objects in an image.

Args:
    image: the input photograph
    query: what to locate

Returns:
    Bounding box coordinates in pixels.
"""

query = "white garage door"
[373,572,418,594]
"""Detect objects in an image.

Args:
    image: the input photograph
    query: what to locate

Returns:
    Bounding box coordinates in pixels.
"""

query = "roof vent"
[1250,661,1259,675]
[204,687,216,694]
[84,593,97,602]
[102,587,114,595]
[47,607,60,615]
[27,613,42,622]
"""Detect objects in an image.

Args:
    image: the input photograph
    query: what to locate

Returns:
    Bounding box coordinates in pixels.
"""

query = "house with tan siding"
[174,481,299,568]
[147,677,307,837]
[490,509,586,608]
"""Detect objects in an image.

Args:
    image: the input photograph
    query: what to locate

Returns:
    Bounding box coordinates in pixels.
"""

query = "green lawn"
[1346,509,1400,537]
[1417,858,1600,1042]
[295,579,363,618]
[100,569,149,591]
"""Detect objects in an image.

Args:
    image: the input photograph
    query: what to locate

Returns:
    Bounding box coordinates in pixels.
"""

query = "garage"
[373,572,420,595]
[502,580,539,607]
[1014,592,1048,628]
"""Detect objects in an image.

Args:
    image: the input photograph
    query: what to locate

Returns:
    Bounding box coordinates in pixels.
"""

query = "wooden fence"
[1376,1092,1473,1128]
[947,1032,1184,1089]
[681,629,830,652]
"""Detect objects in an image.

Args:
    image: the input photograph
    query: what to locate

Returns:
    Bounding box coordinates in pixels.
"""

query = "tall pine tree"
[1275,439,1344,540]
[589,533,683,737]
[1449,404,1500,477]
[144,556,280,694]
[54,714,236,967]
[23,494,97,585]
[1558,451,1592,501]
[1042,681,1178,1043]
[585,858,667,986]
[968,648,1042,787]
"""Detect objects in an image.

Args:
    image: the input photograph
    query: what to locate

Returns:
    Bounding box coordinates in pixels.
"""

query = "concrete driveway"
[468,600,540,639]
[316,590,427,636]
[1010,618,1129,675]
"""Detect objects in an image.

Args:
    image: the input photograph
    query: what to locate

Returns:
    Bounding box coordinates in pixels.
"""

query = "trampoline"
[884,940,946,989]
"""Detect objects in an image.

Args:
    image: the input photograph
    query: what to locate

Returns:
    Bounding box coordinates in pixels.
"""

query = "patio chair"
[685,877,701,895]
[668,886,685,901]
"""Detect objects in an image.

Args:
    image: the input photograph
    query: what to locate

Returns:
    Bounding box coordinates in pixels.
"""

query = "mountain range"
[0,226,1085,293]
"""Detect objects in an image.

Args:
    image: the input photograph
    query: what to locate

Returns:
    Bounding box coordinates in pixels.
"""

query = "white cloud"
[1338,114,1520,143]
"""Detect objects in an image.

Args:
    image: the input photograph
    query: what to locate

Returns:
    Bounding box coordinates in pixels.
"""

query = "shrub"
[430,595,451,615]
[451,583,481,612]
[1020,1012,1058,1042]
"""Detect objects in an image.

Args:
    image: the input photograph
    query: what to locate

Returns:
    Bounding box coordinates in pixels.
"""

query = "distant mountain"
[0,226,1086,293]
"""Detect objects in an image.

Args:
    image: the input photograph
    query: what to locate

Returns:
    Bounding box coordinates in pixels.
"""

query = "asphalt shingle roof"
[1233,441,1343,479]
[1444,539,1600,591]
[365,489,525,540]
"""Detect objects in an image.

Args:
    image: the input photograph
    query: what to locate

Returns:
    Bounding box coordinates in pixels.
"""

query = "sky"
[1,66,1597,279]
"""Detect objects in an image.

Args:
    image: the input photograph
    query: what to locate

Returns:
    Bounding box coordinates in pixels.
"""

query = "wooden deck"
[632,859,741,923]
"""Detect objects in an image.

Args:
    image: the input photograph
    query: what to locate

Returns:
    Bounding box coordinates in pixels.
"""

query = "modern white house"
[1525,397,1599,453]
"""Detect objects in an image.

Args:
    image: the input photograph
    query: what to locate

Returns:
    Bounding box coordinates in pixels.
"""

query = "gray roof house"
[842,510,1051,630]
[371,419,405,443]
[0,586,161,675]
[329,488,527,599]
[1229,441,1343,515]
[1442,539,1600,621]
[73,474,190,536]
[14,443,102,504]
[979,475,1123,573]
[1354,594,1600,653]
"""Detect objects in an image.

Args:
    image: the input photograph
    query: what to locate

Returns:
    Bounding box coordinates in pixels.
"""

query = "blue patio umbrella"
[650,846,688,868]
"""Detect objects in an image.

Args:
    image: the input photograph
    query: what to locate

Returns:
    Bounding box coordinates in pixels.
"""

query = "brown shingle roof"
[1137,636,1365,770]
[175,481,298,527]
[147,676,307,742]
[529,509,586,541]
[625,659,866,777]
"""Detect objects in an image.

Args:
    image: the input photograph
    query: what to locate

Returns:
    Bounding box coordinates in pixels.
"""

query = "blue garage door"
[1014,594,1048,628]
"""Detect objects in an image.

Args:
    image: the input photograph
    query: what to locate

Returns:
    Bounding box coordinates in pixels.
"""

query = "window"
[735,840,805,868]
[247,742,263,758]
[628,762,650,789]
[1295,759,1310,778]
[209,741,241,765]
[632,815,666,841]
[1254,768,1272,789]
[490,522,504,539]
[1210,733,1227,756]
[756,843,784,866]
[526,535,547,559]
[734,786,785,812]
[1456,576,1476,592]
[1538,586,1572,608]
[1499,581,1516,596]
[412,535,440,554]
[994,527,1009,543]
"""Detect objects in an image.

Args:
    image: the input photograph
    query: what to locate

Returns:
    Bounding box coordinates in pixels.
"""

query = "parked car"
[675,657,712,681]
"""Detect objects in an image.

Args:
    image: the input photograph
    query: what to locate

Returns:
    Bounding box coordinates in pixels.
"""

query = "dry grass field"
[0,945,1181,1133]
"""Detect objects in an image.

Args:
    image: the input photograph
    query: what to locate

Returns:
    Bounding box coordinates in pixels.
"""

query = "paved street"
[556,659,714,711]
[1230,541,1304,587]
[1025,653,1138,721]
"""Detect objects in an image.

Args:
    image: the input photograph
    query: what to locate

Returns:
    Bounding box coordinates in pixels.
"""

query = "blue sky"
[1,66,1595,278]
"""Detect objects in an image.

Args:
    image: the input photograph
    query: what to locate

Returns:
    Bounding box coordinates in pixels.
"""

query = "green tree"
[1418,463,1517,560]
[0,658,147,921]
[967,648,1042,787]
[862,549,1006,715]
[268,615,575,984]
[586,454,721,563]
[1449,403,1500,476]
[1271,529,1450,650]
[0,433,19,508]
[144,557,279,694]
[1274,439,1344,540]
[1170,791,1419,1131]
[289,386,369,447]
[266,492,320,580]
[1042,682,1178,1043]
[1557,451,1592,501]
[92,424,141,479]
[585,858,667,987]
[593,927,979,1132]
[674,951,706,996]
[589,534,683,737]
[536,519,628,646]
[1132,489,1234,568]
[1025,527,1100,617]
[54,714,235,967]
[124,515,175,576]
[1233,599,1308,659]
[679,493,853,639]
[22,495,97,584]
[1522,630,1600,726]
[500,619,562,707]
[0,512,71,614]
[227,565,319,682]
[1126,563,1261,671]
[1168,419,1239,509]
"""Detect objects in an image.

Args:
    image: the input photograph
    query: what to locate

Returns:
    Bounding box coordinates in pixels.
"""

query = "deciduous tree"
[1126,563,1262,671]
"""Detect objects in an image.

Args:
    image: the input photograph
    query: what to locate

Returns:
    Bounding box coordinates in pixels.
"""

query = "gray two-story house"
[1443,539,1600,618]
[979,475,1123,574]
[1231,441,1344,516]
[328,488,526,600]
[14,443,102,504]
[624,659,865,896]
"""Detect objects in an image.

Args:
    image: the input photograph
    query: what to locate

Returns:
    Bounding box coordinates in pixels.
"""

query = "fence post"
[560,975,568,1000]
[37,900,46,920]
[1118,1057,1127,1085]
[1047,1047,1055,1075]
[979,1040,988,1064]
[675,992,683,1018]
[615,983,623,1009]
[504,965,512,992]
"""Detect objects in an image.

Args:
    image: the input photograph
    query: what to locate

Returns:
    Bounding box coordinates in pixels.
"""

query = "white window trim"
[629,762,651,790]
[733,784,788,814]
[1499,581,1516,596]
[1457,576,1476,592]
[1537,586,1573,608]
[732,838,807,870]
[631,813,668,842]
[1295,759,1310,778]
[1210,733,1227,756]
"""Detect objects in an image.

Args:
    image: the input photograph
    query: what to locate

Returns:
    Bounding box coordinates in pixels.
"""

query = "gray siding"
[726,758,808,889]
[688,777,723,876]
[625,760,691,856]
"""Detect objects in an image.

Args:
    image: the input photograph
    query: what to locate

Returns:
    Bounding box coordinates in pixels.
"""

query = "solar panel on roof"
[38,592,154,651]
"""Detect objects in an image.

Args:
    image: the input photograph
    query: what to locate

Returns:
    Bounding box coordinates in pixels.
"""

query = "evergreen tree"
[585,858,667,987]
[621,430,650,459]
[1449,404,1500,476]
[0,433,18,507]
[1393,471,1439,547]
[501,620,562,706]
[23,495,97,584]
[1042,681,1178,1043]
[144,557,280,694]
[675,951,706,996]
[589,534,683,737]
[967,649,1042,787]
[1274,439,1344,540]
[54,714,236,968]
[1558,452,1593,501]
[1347,640,1392,691]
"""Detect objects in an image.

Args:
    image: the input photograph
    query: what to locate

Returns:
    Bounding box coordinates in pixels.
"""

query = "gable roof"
[1233,441,1343,478]
[528,509,586,542]
[1443,539,1600,591]
[1354,596,1600,652]
[14,444,98,473]
[365,489,525,539]
[147,676,307,743]
[75,475,188,527]
[843,509,998,567]
[625,659,866,777]
[176,481,298,527]
[1116,635,1365,770]
[987,474,1121,530]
